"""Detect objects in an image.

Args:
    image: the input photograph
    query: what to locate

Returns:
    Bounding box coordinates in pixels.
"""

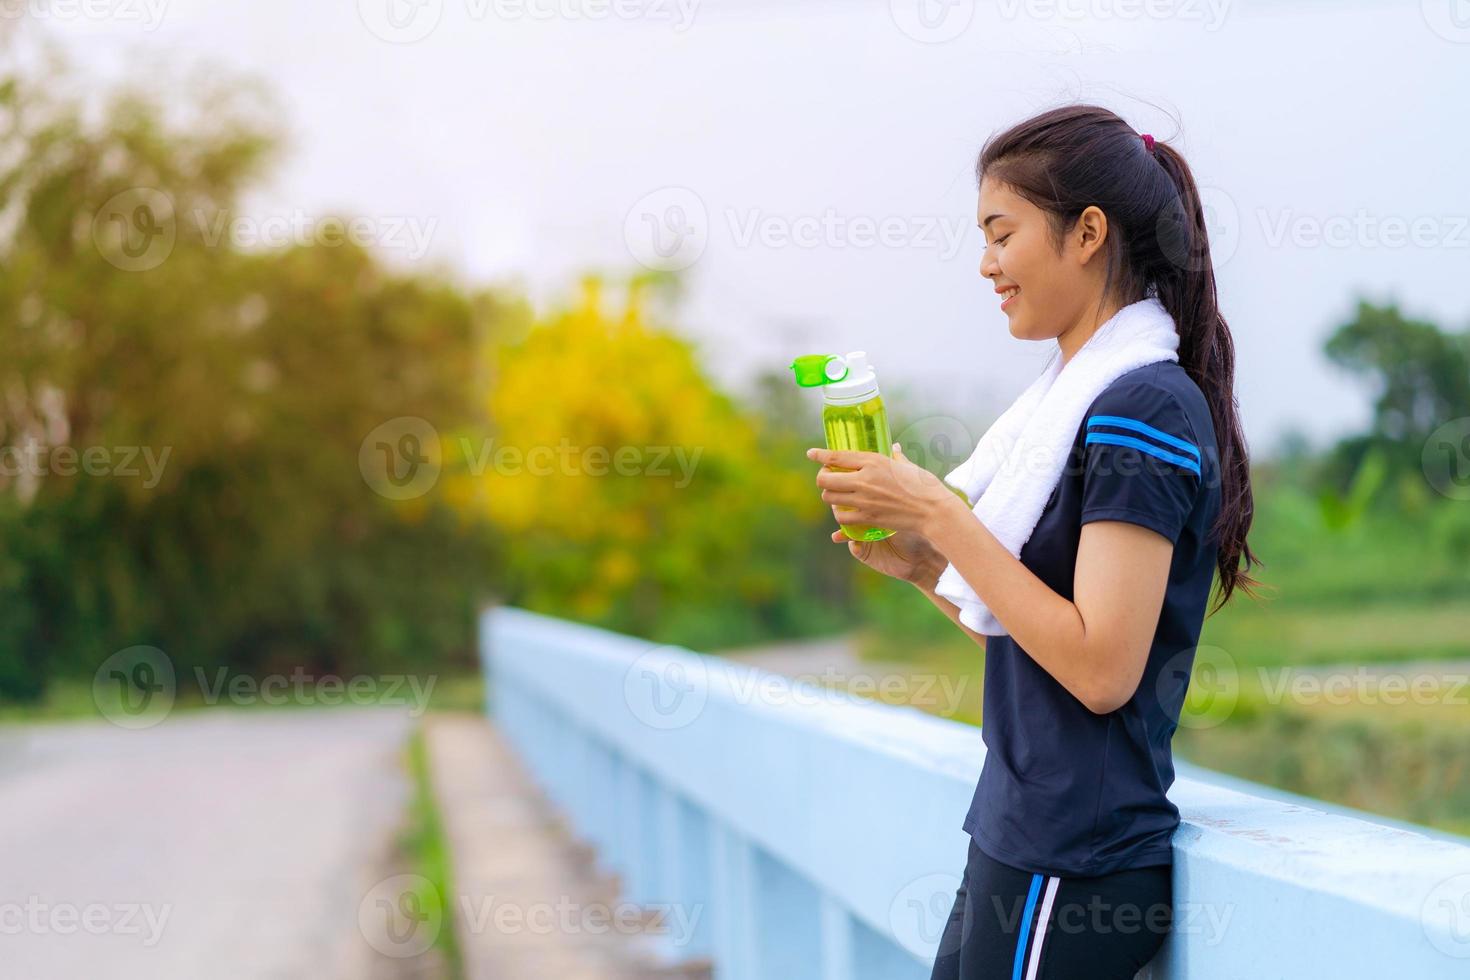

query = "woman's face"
[977,175,1108,344]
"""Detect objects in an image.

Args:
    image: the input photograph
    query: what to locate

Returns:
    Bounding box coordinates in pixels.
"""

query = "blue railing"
[481,605,1470,979]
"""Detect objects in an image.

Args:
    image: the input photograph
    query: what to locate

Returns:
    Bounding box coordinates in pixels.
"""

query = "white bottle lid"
[822,350,881,405]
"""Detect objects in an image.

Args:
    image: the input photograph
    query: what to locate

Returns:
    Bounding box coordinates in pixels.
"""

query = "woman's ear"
[1075,205,1109,264]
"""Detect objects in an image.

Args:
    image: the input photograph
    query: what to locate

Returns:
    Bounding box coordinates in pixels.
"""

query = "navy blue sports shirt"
[962,360,1223,877]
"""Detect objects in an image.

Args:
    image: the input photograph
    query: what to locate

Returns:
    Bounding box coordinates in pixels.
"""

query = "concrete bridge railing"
[481,605,1470,979]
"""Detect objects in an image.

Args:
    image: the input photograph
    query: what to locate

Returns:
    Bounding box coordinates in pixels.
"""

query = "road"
[0,709,414,980]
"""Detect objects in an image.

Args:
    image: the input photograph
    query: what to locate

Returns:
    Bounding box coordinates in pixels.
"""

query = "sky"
[24,0,1470,456]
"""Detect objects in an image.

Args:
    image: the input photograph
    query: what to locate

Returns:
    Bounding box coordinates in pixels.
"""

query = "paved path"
[0,709,414,980]
[423,713,709,980]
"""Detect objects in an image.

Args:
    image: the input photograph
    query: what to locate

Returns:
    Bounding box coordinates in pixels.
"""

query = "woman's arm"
[910,555,989,653]
[921,492,1172,714]
[916,581,990,654]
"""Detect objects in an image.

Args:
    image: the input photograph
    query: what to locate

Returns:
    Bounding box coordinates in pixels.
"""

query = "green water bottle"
[790,350,896,542]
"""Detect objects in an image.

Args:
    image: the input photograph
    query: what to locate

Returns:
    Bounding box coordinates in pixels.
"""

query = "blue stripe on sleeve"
[1084,432,1202,476]
[1086,414,1201,459]
[1012,873,1043,980]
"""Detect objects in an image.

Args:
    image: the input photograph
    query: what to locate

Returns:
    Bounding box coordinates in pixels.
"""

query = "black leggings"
[929,838,1172,980]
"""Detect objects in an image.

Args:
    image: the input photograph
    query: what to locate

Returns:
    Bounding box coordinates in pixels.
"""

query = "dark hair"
[977,104,1261,613]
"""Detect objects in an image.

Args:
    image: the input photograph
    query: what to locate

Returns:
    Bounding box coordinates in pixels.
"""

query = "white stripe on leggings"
[1024,876,1061,980]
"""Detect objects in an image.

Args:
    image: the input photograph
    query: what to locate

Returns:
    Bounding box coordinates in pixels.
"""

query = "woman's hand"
[808,442,964,537]
[831,526,947,588]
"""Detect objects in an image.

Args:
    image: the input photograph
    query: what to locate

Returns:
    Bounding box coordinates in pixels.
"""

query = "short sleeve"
[1080,378,1202,545]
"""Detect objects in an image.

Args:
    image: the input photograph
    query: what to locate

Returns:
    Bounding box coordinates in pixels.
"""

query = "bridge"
[484,604,1470,979]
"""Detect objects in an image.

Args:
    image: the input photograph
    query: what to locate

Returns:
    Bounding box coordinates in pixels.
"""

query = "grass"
[1198,595,1470,670]
[400,724,466,980]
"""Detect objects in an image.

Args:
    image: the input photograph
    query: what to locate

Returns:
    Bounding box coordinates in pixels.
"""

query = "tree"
[0,58,499,698]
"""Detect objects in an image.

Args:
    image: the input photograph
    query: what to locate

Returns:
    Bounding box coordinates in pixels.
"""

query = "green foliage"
[0,62,498,700]
[1315,443,1388,531]
[1324,299,1470,445]
[449,275,854,650]
[1175,704,1470,838]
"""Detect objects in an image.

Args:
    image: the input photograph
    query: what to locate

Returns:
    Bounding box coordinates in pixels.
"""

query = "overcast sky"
[30,0,1470,455]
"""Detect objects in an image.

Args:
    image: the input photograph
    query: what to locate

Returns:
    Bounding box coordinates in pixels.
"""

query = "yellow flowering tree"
[449,274,847,648]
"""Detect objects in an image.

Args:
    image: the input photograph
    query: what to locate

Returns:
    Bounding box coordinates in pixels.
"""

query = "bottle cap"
[789,351,880,405]
[790,354,848,387]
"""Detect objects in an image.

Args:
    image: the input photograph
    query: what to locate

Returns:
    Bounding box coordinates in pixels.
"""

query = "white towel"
[934,295,1181,636]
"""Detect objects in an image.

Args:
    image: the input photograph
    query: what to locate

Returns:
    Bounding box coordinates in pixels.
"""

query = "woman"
[805,105,1261,979]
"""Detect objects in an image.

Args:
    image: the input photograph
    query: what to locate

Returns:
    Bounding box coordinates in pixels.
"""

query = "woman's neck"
[1057,295,1128,367]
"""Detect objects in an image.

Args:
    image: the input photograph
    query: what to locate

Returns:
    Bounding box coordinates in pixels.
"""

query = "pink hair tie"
[1141,132,1156,152]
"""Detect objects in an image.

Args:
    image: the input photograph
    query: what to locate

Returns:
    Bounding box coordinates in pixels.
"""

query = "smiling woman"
[810,103,1263,980]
